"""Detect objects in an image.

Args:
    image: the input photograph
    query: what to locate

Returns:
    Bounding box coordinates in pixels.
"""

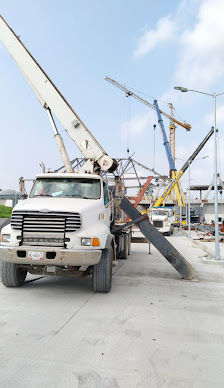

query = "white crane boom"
[105,76,191,131]
[0,15,117,173]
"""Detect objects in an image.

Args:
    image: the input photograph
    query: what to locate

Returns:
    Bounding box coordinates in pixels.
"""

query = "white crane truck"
[0,15,130,293]
[0,16,194,292]
[151,208,175,236]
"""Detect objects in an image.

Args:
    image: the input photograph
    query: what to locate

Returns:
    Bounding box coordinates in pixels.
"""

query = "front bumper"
[157,226,170,233]
[0,245,102,266]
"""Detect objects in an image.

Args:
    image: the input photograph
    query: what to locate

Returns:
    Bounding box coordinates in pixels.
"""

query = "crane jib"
[105,76,191,130]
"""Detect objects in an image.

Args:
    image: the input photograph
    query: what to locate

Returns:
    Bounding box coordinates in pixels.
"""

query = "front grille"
[11,210,82,233]
[153,220,163,228]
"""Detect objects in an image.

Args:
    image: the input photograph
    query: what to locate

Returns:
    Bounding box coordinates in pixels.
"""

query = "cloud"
[175,0,224,89]
[205,103,224,126]
[133,17,176,58]
[120,110,156,138]
[133,0,224,90]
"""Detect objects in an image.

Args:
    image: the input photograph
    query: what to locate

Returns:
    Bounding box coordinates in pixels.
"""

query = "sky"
[0,0,224,199]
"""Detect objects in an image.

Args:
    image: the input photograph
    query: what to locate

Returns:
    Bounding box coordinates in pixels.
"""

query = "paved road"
[1,232,224,387]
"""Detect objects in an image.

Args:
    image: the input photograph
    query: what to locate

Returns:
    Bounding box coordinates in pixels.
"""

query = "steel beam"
[121,196,194,280]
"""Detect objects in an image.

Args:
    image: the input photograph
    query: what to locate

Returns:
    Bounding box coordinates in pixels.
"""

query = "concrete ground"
[1,232,224,388]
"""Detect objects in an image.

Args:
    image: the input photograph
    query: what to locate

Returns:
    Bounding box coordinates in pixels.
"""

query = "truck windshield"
[152,210,168,216]
[30,178,101,199]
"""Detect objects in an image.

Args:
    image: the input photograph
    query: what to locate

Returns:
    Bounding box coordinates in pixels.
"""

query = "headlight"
[81,238,92,246]
[2,234,10,243]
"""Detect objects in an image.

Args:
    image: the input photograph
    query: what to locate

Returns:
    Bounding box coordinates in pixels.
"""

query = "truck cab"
[151,207,175,236]
[0,173,117,292]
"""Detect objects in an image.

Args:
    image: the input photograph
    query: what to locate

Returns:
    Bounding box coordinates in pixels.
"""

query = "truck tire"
[92,246,113,293]
[119,233,128,259]
[1,262,27,287]
[128,232,131,255]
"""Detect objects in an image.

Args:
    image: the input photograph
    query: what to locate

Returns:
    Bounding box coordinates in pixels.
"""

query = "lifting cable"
[126,94,131,156]
[153,124,156,171]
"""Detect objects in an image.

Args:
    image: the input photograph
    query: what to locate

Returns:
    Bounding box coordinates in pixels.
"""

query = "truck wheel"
[1,262,27,287]
[92,246,113,293]
[119,233,128,259]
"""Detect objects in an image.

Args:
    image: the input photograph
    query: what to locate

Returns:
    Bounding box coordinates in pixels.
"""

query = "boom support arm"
[0,15,117,173]
[154,100,175,172]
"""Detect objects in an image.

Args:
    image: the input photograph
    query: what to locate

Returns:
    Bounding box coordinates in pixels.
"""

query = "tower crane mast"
[168,103,176,162]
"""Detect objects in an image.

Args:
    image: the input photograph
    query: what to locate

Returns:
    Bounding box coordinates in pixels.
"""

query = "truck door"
[103,182,111,227]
